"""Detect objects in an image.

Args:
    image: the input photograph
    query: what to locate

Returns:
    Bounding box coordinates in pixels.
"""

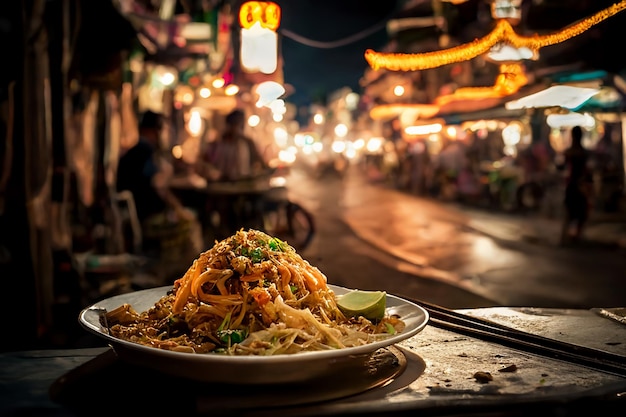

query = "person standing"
[558,125,592,245]
[201,109,269,238]
[204,109,267,181]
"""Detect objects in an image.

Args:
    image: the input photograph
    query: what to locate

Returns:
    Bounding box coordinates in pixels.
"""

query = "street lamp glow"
[331,140,346,153]
[405,123,442,136]
[334,123,348,138]
[172,144,183,159]
[353,138,365,150]
[278,149,296,164]
[273,126,288,147]
[312,142,323,153]
[248,114,261,127]
[225,84,240,96]
[345,92,359,110]
[345,147,357,159]
[367,137,383,153]
[187,109,203,137]
[152,64,178,88]
[199,87,211,98]
[313,113,324,125]
[502,123,521,146]
[160,72,176,86]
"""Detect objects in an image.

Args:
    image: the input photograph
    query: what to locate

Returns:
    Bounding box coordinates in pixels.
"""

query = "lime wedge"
[337,290,386,320]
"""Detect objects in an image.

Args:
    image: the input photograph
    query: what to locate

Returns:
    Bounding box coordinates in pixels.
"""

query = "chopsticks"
[404,297,626,379]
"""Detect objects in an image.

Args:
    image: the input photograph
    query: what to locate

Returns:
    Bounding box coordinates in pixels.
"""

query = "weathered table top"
[2,307,625,416]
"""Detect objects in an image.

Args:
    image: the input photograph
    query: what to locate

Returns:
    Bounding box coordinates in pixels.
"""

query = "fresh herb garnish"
[251,247,264,262]
[269,238,286,251]
[217,328,247,344]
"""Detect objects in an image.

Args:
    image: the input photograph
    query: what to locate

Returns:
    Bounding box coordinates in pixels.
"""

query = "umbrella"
[504,85,600,110]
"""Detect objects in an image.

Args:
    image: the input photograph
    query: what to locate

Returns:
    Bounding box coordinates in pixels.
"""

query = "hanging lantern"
[239,1,281,74]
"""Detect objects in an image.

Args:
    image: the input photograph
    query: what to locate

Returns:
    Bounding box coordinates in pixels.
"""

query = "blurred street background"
[292,163,626,309]
[2,0,626,352]
[60,162,626,350]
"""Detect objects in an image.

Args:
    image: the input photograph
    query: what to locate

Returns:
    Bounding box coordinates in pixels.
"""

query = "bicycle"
[190,168,315,252]
[260,173,315,251]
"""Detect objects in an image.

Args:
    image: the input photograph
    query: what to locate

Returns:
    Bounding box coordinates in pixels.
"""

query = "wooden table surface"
[2,307,625,416]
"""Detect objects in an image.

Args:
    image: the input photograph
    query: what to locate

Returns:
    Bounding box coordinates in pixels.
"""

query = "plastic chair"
[114,190,143,254]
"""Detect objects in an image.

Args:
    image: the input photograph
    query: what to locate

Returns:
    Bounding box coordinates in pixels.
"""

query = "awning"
[436,82,550,124]
[441,105,527,125]
[505,85,600,111]
[114,1,230,73]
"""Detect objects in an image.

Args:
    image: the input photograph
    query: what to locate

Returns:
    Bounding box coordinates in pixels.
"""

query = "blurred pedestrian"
[592,124,622,212]
[432,137,467,201]
[558,125,592,245]
[406,139,431,196]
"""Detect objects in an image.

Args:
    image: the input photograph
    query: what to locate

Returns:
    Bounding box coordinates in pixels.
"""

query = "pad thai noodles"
[105,229,406,355]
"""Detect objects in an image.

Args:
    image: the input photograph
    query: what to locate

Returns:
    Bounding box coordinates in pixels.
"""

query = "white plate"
[79,284,429,384]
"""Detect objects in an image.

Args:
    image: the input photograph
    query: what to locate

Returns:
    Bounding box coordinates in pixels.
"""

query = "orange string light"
[434,63,528,105]
[365,0,626,71]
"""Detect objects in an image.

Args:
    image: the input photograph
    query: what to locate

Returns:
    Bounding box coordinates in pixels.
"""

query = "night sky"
[274,0,626,108]
[276,0,401,107]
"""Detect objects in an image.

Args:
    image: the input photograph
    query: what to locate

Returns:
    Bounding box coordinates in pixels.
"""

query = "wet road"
[287,164,626,310]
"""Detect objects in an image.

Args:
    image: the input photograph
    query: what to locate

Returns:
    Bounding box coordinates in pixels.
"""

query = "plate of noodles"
[79,229,429,384]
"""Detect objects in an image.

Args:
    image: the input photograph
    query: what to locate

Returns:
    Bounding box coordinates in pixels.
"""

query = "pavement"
[450,202,626,250]
[338,169,626,280]
[458,200,626,249]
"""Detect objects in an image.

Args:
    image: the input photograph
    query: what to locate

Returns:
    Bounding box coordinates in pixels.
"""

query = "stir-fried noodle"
[106,229,405,355]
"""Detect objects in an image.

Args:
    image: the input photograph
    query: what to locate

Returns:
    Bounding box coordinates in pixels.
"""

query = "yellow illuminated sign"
[239,1,281,31]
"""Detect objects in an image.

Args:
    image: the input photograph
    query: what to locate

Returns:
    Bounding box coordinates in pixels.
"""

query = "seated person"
[117,110,195,252]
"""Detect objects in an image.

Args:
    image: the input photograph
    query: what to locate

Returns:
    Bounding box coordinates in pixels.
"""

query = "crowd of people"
[114,108,623,255]
[368,124,623,244]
